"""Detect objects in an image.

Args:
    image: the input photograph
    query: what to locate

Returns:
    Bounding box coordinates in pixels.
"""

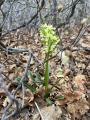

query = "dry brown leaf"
[9,64,16,72]
[3,97,10,107]
[24,90,34,105]
[8,73,15,80]
[74,74,86,85]
[63,67,70,77]
[55,91,81,106]
[67,98,89,119]
[55,99,67,106]
[33,105,62,120]
[73,74,86,95]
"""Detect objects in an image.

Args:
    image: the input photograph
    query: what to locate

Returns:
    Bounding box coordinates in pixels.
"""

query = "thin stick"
[34,101,45,120]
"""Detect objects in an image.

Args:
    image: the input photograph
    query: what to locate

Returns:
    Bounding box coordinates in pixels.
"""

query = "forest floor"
[0,25,90,120]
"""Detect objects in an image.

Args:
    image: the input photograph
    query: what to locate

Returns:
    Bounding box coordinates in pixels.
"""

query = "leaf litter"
[0,26,90,120]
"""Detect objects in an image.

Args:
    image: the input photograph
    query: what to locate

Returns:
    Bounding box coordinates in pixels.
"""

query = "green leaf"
[27,71,36,82]
[46,98,53,105]
[27,70,31,77]
[15,76,21,82]
[34,73,43,84]
[25,83,36,93]
[27,71,33,79]
[56,95,64,100]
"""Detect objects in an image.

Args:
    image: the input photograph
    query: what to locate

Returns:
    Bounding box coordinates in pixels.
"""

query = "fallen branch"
[0,64,19,120]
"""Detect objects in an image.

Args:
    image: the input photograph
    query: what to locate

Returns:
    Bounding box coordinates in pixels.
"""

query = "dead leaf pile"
[0,26,90,120]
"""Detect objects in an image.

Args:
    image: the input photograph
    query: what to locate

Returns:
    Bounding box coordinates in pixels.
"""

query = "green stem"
[44,41,52,97]
[44,55,49,96]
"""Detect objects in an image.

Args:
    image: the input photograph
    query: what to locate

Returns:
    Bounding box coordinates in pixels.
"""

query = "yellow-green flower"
[39,23,59,54]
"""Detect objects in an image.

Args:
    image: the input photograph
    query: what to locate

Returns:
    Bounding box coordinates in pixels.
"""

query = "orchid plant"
[39,23,60,97]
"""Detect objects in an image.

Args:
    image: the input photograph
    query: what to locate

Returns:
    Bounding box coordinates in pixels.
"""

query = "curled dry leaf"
[16,89,34,106]
[24,89,34,105]
[8,73,15,80]
[3,97,11,107]
[9,64,16,72]
[63,67,70,77]
[33,105,62,120]
[74,74,86,85]
[73,74,86,94]
[55,91,82,106]
[55,75,87,106]
[67,98,89,119]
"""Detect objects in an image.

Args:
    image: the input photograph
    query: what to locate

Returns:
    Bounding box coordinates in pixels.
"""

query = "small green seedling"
[39,23,59,97]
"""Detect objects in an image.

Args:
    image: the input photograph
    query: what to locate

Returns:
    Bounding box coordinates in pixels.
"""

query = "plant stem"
[44,57,49,96]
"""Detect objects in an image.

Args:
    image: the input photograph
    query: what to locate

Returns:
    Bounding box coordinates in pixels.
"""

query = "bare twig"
[0,65,19,120]
[34,101,45,120]
[13,50,32,95]
[72,23,90,46]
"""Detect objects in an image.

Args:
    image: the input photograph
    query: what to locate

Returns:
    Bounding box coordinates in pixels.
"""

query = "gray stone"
[0,0,90,32]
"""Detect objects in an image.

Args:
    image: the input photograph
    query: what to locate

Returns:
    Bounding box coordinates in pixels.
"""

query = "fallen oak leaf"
[24,89,34,105]
[55,91,80,106]
[67,98,89,119]
[73,74,86,95]
[74,74,86,85]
